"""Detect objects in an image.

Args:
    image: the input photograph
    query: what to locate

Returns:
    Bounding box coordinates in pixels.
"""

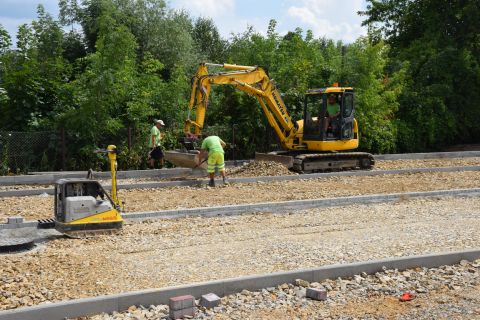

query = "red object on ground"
[399,292,415,302]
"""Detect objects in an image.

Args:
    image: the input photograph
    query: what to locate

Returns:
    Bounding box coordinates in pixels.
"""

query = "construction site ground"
[0,157,479,191]
[0,168,479,222]
[1,156,480,318]
[1,196,480,318]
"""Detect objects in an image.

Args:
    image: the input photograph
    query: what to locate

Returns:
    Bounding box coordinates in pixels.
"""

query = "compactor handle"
[93,148,118,154]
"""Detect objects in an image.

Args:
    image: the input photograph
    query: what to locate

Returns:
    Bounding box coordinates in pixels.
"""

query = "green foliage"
[360,0,480,151]
[342,34,407,153]
[0,6,71,131]
[190,16,227,63]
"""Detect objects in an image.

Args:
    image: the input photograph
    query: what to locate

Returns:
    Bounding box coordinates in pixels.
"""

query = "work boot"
[208,179,215,188]
[223,176,229,185]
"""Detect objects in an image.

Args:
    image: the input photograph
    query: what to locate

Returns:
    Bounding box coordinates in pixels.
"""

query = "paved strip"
[1,165,479,198]
[2,187,479,230]
[1,248,479,320]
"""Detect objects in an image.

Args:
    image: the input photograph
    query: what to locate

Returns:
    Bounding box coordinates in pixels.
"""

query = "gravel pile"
[0,157,478,192]
[227,161,297,178]
[1,170,479,222]
[67,260,480,319]
[1,197,479,313]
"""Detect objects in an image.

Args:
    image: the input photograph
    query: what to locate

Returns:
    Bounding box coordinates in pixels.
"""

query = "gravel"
[1,169,479,222]
[0,157,478,191]
[1,196,480,314]
[67,259,480,319]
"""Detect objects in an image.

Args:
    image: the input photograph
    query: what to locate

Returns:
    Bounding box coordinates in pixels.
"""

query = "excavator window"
[304,94,325,139]
[344,94,353,118]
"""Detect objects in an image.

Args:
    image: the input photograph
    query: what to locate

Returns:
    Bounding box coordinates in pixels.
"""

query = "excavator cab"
[303,89,355,142]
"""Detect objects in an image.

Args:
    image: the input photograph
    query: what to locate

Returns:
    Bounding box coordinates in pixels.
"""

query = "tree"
[359,0,480,151]
[342,35,406,153]
[0,5,71,131]
[191,16,227,63]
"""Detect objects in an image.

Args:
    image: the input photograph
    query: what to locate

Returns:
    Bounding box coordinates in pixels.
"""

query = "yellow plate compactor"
[54,145,124,238]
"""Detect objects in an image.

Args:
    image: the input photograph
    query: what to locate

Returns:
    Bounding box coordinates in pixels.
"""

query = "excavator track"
[266,151,375,173]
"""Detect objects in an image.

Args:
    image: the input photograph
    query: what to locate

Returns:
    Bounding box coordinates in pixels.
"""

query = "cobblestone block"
[199,293,221,309]
[169,295,195,310]
[169,306,195,319]
[7,217,22,224]
[306,288,327,301]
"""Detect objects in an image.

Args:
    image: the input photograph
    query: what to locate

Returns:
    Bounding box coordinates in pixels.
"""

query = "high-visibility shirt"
[201,136,224,154]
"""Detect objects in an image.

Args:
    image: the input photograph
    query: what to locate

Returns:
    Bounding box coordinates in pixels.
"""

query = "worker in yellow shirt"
[198,135,229,187]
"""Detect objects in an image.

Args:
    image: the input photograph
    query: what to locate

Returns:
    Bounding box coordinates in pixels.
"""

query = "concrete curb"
[1,165,479,198]
[0,151,478,187]
[0,160,254,187]
[374,151,480,160]
[2,187,480,229]
[1,248,480,320]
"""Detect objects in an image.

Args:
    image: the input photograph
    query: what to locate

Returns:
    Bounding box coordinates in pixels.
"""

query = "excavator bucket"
[165,150,209,170]
[254,152,294,168]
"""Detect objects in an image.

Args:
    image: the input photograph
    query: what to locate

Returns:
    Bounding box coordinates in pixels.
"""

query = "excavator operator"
[325,94,341,134]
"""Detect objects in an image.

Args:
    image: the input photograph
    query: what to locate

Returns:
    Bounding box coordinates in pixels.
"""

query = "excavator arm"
[185,62,299,148]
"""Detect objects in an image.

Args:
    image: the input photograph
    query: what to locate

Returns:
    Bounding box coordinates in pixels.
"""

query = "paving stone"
[199,293,221,309]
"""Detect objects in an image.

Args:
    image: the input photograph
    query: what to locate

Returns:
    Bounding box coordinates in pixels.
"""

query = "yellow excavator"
[165,62,375,173]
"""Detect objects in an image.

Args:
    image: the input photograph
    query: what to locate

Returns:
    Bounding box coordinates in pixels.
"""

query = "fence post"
[231,124,235,164]
[61,128,66,171]
[128,127,132,151]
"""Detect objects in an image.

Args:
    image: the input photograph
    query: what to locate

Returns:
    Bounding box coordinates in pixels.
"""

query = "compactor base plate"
[62,228,121,239]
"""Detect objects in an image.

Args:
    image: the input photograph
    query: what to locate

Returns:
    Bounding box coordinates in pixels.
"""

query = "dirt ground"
[1,196,480,316]
[0,169,479,222]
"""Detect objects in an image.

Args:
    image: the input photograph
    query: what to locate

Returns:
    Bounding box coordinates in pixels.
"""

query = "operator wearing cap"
[149,120,166,169]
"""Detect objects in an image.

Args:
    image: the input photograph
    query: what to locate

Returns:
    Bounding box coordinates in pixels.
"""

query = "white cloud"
[285,0,366,42]
[178,0,235,17]
[0,17,33,37]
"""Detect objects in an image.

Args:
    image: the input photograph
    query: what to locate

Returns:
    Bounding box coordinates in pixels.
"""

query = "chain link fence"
[0,129,132,174]
[0,125,283,175]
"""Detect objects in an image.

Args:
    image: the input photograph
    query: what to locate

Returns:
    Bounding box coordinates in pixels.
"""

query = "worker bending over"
[198,135,229,187]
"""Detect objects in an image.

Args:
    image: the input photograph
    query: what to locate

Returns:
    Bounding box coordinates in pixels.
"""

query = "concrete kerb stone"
[1,165,480,198]
[2,249,480,320]
[374,151,480,161]
[2,188,480,229]
[0,161,251,187]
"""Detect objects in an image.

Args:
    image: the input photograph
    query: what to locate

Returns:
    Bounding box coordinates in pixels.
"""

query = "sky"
[0,0,370,45]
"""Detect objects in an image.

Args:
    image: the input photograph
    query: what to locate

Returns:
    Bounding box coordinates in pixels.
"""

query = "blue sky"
[0,0,369,45]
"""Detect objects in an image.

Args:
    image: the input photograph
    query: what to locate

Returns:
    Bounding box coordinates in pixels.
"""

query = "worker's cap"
[156,120,165,125]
